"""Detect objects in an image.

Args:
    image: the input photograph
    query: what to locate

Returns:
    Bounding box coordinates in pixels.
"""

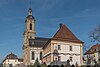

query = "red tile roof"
[52,24,83,43]
[43,24,84,49]
[84,44,100,55]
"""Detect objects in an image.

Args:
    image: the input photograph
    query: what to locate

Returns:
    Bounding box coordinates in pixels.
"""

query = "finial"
[28,8,32,15]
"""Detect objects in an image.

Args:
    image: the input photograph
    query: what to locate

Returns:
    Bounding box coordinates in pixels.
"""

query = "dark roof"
[2,53,18,62]
[18,58,23,62]
[29,37,50,47]
[26,15,35,20]
[84,44,100,55]
[52,24,83,43]
[26,8,35,20]
[5,53,18,59]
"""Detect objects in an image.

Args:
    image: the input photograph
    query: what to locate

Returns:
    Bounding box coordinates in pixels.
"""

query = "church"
[23,8,84,66]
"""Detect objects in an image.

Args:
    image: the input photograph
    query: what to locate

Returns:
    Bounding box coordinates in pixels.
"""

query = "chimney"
[60,24,63,29]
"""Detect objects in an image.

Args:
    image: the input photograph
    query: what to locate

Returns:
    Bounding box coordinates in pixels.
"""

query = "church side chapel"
[23,8,84,66]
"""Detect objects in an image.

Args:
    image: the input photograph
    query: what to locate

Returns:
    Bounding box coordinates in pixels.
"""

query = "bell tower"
[23,8,36,65]
[23,8,36,46]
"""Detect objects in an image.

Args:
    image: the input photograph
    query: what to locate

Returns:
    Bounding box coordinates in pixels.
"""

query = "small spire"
[28,8,32,15]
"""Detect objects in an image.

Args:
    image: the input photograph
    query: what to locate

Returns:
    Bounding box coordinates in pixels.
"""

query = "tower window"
[32,51,34,60]
[40,52,42,60]
[30,23,32,30]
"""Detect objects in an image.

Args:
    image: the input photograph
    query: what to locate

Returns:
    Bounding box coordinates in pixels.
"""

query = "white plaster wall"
[59,54,69,61]
[30,47,43,64]
[84,53,99,65]
[3,59,19,67]
[52,41,82,66]
[73,55,80,65]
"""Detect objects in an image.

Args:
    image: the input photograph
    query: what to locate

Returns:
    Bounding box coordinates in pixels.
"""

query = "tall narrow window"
[30,23,32,30]
[32,51,34,60]
[69,46,72,51]
[58,45,61,50]
[70,56,72,62]
[58,56,61,62]
[40,52,42,60]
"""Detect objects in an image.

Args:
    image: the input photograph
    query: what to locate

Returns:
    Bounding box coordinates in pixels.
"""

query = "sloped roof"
[52,24,83,43]
[18,58,23,62]
[29,37,50,47]
[43,24,83,49]
[84,44,100,55]
[5,53,18,59]
[2,53,18,62]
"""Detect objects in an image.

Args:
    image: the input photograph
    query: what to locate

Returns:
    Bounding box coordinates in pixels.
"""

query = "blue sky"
[0,0,100,62]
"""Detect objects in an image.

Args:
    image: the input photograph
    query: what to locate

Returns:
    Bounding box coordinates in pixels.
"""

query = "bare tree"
[89,25,100,42]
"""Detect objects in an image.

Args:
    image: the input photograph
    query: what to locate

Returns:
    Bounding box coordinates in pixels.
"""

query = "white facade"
[3,59,23,67]
[30,47,43,64]
[84,53,99,65]
[54,41,82,65]
[83,44,100,66]
[43,40,83,66]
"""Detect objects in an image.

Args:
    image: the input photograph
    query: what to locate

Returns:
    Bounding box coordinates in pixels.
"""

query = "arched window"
[30,23,32,30]
[32,51,34,60]
[40,52,42,60]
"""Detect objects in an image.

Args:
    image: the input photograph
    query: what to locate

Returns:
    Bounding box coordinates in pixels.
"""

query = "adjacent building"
[84,44,100,65]
[43,24,84,66]
[23,8,84,66]
[2,53,23,67]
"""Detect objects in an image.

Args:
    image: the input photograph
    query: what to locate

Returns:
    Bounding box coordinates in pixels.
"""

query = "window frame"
[31,51,34,60]
[70,56,72,62]
[40,52,42,60]
[69,46,72,51]
[30,23,32,30]
[58,45,61,50]
[58,56,61,62]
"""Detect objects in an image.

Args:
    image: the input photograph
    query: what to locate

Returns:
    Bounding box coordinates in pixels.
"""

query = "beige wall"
[43,40,83,66]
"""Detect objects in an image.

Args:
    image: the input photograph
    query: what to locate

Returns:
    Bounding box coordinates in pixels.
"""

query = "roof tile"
[52,24,83,43]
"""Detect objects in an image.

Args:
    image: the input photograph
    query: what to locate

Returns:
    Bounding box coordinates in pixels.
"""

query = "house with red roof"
[84,44,100,65]
[43,24,84,66]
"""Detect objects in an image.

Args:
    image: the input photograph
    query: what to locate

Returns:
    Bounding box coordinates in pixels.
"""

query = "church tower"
[23,8,36,65]
[23,8,49,66]
[23,8,36,46]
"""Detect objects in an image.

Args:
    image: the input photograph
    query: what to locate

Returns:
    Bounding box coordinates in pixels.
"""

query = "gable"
[52,24,83,43]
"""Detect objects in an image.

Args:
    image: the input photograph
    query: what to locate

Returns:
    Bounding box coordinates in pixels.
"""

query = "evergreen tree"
[33,58,40,67]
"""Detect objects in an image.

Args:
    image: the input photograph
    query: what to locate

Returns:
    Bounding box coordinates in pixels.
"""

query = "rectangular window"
[58,45,61,50]
[70,56,72,62]
[58,56,61,62]
[69,46,72,51]
[32,51,34,60]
